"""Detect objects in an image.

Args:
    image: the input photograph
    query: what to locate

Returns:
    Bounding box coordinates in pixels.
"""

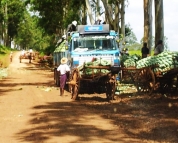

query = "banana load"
[120,54,141,68]
[136,51,178,75]
[78,58,111,76]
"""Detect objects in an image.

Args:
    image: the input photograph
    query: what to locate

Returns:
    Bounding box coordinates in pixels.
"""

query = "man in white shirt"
[57,57,70,96]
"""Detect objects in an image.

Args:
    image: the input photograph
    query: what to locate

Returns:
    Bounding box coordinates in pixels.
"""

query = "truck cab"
[67,24,120,68]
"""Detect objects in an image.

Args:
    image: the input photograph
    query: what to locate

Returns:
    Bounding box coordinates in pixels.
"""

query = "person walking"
[141,42,149,58]
[10,52,13,62]
[154,40,164,55]
[57,57,70,96]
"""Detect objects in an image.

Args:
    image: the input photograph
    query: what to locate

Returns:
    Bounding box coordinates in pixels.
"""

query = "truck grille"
[78,55,114,65]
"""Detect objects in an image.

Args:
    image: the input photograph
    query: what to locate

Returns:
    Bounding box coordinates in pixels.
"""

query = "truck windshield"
[73,36,118,51]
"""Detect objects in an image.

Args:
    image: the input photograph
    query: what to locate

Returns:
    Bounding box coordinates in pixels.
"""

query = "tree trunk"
[101,0,114,29]
[96,0,100,21]
[121,0,125,48]
[81,3,87,25]
[154,0,164,47]
[4,2,8,47]
[85,0,95,24]
[144,0,152,54]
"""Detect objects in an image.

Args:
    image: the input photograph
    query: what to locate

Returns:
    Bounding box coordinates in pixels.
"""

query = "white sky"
[125,0,178,51]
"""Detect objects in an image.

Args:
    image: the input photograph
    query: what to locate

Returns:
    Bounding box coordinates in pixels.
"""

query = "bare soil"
[0,51,178,143]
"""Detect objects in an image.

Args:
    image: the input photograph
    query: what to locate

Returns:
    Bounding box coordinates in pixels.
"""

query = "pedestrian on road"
[57,57,70,96]
[10,52,13,62]
[141,42,149,58]
[154,40,164,55]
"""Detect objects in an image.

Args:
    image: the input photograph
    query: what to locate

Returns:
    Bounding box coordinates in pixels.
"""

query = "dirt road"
[0,52,178,143]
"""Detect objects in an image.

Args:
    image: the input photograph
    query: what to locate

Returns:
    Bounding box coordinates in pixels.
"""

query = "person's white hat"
[72,20,77,26]
[60,57,68,64]
[62,35,66,39]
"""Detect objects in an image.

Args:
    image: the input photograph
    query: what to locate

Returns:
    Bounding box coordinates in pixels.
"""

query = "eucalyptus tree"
[25,0,85,39]
[143,0,153,54]
[0,0,26,47]
[143,0,164,52]
[154,0,164,47]
[0,0,8,46]
[8,0,26,46]
[14,12,52,51]
[14,12,35,50]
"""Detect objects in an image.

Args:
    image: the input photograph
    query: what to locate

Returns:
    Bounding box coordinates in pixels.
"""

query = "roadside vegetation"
[0,45,17,68]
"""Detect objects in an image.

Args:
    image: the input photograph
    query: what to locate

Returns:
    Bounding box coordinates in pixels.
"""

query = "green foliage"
[125,43,142,51]
[129,50,141,56]
[125,24,132,37]
[8,0,26,38]
[0,45,15,67]
[25,0,84,34]
[43,45,56,56]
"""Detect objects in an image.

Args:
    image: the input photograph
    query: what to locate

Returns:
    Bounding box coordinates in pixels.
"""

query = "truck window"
[72,36,117,51]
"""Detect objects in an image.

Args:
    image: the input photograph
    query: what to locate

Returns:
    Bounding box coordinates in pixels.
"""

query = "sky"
[125,0,178,51]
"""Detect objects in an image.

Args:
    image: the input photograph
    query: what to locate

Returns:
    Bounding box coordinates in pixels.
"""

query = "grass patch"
[129,50,154,56]
[0,54,10,68]
[0,45,15,68]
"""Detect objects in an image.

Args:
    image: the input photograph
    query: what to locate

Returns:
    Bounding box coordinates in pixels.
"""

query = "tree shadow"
[15,102,124,142]
[14,94,178,142]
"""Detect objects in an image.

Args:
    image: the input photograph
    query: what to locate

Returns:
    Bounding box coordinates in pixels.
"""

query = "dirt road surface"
[0,52,178,143]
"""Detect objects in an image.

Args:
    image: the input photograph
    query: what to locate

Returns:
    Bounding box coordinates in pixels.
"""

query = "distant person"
[154,40,164,55]
[57,57,70,96]
[121,48,129,56]
[67,20,77,32]
[28,52,32,63]
[10,52,13,62]
[125,48,129,56]
[21,50,25,56]
[66,20,77,43]
[141,42,149,58]
[56,35,66,47]
[94,16,102,25]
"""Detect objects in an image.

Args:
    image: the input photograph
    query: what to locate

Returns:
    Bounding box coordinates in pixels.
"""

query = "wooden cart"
[120,65,178,95]
[119,66,155,95]
[67,64,120,100]
[153,67,178,94]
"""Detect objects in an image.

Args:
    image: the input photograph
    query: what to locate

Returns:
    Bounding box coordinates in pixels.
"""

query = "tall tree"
[154,0,164,47]
[0,0,26,47]
[144,0,153,54]
[121,0,125,48]
[101,0,119,30]
[85,0,95,24]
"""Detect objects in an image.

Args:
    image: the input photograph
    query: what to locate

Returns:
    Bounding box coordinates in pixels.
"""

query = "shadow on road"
[15,95,178,143]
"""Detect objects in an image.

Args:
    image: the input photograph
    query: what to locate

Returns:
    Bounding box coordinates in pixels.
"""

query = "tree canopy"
[0,0,164,54]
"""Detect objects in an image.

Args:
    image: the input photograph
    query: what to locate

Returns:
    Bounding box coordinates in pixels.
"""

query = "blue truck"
[54,24,121,100]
